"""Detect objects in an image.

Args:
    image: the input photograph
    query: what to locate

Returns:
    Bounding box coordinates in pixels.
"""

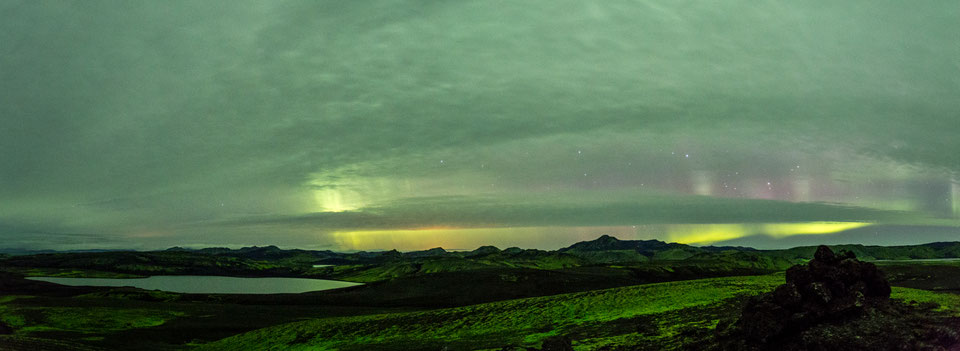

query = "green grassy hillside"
[197,273,960,351]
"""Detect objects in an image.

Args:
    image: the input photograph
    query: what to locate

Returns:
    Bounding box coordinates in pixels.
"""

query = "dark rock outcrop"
[733,245,891,344]
[716,245,960,351]
[0,321,12,335]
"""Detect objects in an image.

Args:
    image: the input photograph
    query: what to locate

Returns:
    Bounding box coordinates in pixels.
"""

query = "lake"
[27,275,362,294]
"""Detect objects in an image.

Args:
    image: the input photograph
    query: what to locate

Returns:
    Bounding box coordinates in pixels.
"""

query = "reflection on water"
[28,275,361,294]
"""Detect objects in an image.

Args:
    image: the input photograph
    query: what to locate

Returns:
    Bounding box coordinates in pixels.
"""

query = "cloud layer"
[1,1,958,249]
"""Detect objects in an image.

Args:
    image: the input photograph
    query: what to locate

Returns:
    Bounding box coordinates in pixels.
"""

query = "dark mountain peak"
[597,234,619,241]
[244,245,284,254]
[380,249,402,257]
[405,247,448,258]
[234,245,282,253]
[197,247,233,254]
[590,234,626,246]
[560,235,620,251]
[560,235,671,252]
[468,246,501,257]
[502,247,524,255]
[221,245,293,260]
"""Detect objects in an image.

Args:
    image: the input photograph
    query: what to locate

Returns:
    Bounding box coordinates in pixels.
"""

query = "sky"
[1,1,959,251]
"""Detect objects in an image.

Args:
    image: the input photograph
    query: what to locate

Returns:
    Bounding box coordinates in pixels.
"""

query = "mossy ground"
[0,295,184,334]
[3,259,960,350]
[198,273,960,351]
[0,267,145,279]
[0,289,409,350]
[891,287,960,315]
[198,275,782,350]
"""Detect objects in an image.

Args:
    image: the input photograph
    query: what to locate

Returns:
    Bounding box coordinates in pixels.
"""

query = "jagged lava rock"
[734,245,891,343]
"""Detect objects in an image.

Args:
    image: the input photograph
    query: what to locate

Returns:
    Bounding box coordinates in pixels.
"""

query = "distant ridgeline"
[3,235,960,283]
[160,235,960,262]
[167,236,960,265]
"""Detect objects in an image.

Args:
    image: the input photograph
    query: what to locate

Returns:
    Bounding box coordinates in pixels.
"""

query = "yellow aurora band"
[663,222,871,244]
[331,222,872,251]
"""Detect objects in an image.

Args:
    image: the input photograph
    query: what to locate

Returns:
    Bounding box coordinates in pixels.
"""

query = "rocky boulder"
[733,245,891,344]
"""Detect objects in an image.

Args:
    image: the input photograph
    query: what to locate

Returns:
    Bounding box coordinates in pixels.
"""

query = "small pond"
[28,275,361,294]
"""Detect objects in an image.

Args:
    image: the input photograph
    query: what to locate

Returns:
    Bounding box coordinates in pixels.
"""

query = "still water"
[28,275,361,294]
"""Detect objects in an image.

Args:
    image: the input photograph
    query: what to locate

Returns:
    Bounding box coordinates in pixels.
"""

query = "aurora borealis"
[1,1,958,251]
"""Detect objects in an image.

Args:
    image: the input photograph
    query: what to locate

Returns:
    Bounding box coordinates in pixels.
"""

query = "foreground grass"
[3,269,958,350]
[0,295,184,334]
[198,274,784,350]
[891,287,960,315]
[198,273,960,351]
[0,266,144,278]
